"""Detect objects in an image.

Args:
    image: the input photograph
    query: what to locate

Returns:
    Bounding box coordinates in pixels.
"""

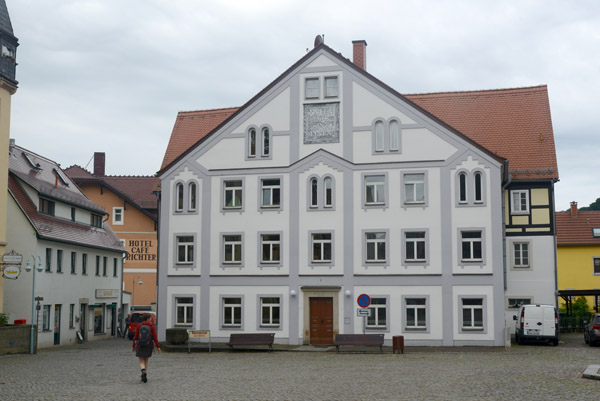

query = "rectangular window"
[461,231,482,262]
[366,232,386,263]
[95,255,100,276]
[39,198,55,216]
[462,298,484,330]
[260,234,280,264]
[113,258,118,277]
[510,190,529,214]
[176,297,193,325]
[366,298,387,329]
[594,258,600,276]
[224,180,243,209]
[311,233,332,263]
[260,297,280,327]
[222,297,242,328]
[223,235,243,264]
[45,248,52,272]
[405,232,426,262]
[71,252,76,274]
[507,297,532,309]
[69,304,75,329]
[261,178,281,208]
[103,257,107,276]
[56,250,63,273]
[404,173,425,203]
[42,305,51,331]
[71,207,76,221]
[405,298,427,329]
[365,175,385,205]
[325,76,338,98]
[82,253,87,275]
[91,213,103,228]
[176,236,194,264]
[113,207,124,225]
[305,77,319,99]
[513,242,530,268]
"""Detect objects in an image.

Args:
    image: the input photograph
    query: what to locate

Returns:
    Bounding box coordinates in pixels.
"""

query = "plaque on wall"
[303,102,340,144]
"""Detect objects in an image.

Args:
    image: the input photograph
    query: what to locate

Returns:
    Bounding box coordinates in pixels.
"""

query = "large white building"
[4,143,126,349]
[156,39,558,346]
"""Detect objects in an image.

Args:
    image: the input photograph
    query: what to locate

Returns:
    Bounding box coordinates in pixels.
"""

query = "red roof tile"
[556,210,600,245]
[102,176,159,210]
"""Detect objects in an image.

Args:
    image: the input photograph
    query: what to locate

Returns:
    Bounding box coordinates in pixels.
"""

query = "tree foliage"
[580,198,600,211]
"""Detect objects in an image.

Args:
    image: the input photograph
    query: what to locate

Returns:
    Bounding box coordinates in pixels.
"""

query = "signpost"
[357,294,371,334]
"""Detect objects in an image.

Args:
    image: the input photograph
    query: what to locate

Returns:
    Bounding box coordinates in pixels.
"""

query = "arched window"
[262,128,270,156]
[459,173,467,203]
[176,183,184,211]
[188,182,197,211]
[310,178,318,208]
[375,121,384,152]
[324,177,333,208]
[474,172,483,203]
[389,120,399,151]
[248,129,257,157]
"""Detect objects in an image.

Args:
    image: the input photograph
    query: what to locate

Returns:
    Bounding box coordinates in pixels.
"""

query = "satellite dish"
[314,35,323,48]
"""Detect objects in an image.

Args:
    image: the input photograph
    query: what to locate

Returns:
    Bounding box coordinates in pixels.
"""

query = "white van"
[513,304,559,346]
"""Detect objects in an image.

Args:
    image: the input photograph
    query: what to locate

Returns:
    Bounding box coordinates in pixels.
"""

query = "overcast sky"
[7,0,600,211]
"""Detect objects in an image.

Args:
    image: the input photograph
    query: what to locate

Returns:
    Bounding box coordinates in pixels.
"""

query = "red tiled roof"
[556,211,600,245]
[64,165,94,179]
[102,176,159,210]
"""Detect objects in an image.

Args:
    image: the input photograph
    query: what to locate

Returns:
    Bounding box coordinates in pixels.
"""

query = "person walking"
[132,313,160,383]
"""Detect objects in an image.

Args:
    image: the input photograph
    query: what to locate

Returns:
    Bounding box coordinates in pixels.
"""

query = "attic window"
[23,152,41,170]
[593,228,600,238]
[53,168,70,186]
[2,45,15,62]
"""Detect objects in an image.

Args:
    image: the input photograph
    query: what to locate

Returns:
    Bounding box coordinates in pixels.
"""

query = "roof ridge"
[405,85,548,98]
[178,107,240,115]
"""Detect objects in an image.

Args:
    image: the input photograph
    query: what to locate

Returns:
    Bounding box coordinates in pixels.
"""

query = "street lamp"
[25,256,44,355]
[131,277,143,313]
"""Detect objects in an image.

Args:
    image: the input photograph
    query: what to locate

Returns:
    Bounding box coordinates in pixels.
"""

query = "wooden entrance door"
[310,297,333,344]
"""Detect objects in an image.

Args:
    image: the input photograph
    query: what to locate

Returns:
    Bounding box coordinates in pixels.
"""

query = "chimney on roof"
[352,40,367,71]
[570,201,578,218]
[93,152,105,177]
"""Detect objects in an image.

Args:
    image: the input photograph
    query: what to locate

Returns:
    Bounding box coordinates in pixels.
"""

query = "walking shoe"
[142,372,147,383]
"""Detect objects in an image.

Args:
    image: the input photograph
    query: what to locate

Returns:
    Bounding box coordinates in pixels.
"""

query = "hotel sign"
[96,289,119,298]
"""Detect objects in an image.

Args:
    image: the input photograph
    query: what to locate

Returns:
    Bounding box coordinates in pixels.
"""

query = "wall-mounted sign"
[2,265,21,280]
[95,289,119,298]
[2,250,23,264]
[303,102,340,144]
[126,240,156,261]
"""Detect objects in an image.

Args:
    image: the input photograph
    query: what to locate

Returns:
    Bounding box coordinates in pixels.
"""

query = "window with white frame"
[461,298,484,330]
[365,175,385,206]
[366,232,386,263]
[176,297,193,325]
[511,190,529,214]
[311,233,332,263]
[223,235,242,265]
[404,173,425,204]
[224,180,243,209]
[374,121,384,152]
[405,232,426,262]
[247,127,271,159]
[366,298,387,329]
[389,120,399,151]
[175,183,184,212]
[593,228,600,238]
[305,77,319,99]
[373,119,401,153]
[308,175,335,210]
[261,178,281,208]
[112,207,124,225]
[461,231,483,262]
[260,234,280,264]
[222,297,242,328]
[176,236,194,264]
[594,258,600,276]
[405,298,427,329]
[325,76,338,98]
[513,242,530,268]
[260,297,280,327]
[507,297,532,309]
[188,182,197,211]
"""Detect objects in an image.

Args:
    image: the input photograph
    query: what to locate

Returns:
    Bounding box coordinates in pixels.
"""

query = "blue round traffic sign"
[357,294,371,308]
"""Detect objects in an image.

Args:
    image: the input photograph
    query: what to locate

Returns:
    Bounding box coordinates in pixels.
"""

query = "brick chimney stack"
[352,40,367,71]
[93,152,105,177]
[570,201,578,218]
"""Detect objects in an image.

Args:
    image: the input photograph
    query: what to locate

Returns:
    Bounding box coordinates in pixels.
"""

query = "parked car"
[513,304,559,346]
[583,313,600,346]
[127,311,156,340]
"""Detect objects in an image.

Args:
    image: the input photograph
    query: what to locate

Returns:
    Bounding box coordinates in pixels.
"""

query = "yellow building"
[0,0,18,313]
[556,202,600,312]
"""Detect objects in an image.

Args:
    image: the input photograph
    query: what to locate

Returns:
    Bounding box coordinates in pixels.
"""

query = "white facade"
[158,45,507,346]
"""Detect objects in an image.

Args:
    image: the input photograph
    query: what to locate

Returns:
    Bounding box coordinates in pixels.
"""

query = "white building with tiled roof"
[3,143,126,349]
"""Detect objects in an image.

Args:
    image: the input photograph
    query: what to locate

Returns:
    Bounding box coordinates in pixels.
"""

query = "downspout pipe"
[501,160,511,291]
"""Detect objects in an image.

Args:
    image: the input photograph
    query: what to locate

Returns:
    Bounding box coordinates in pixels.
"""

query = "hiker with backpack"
[132,313,160,383]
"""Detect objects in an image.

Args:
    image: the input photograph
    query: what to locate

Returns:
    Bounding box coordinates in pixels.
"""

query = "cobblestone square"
[1,334,599,400]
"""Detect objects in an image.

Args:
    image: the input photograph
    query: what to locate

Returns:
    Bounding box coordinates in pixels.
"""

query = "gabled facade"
[556,202,600,312]
[4,144,126,348]
[66,153,159,313]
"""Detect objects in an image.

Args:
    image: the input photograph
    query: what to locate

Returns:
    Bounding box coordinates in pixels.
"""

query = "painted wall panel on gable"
[531,209,550,225]
[232,87,291,134]
[352,82,417,126]
[531,188,549,206]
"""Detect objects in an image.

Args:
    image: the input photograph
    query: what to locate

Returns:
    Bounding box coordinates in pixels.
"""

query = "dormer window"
[2,45,15,62]
[39,198,55,216]
[91,213,103,228]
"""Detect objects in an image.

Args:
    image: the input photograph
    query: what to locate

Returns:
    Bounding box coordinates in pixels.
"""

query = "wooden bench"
[227,333,275,352]
[333,334,385,353]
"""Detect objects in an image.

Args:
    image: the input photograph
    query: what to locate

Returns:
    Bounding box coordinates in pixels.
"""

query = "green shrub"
[0,313,9,325]
[166,328,188,344]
